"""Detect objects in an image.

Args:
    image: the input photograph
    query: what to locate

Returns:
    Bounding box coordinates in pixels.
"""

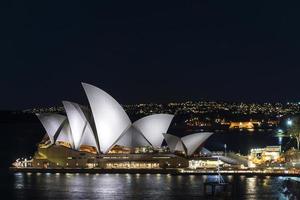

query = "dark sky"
[2,1,300,110]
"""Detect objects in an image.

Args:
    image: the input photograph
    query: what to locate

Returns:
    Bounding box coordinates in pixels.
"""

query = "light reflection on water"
[9,173,294,199]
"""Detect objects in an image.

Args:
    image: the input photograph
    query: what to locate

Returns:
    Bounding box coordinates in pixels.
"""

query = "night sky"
[2,1,300,110]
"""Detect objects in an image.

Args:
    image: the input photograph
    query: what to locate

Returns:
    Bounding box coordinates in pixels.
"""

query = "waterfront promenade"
[9,167,300,177]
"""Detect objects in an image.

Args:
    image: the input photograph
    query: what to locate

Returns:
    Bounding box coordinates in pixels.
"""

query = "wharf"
[9,167,300,176]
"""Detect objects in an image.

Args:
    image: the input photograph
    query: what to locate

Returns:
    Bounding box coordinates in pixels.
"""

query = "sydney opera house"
[30,83,215,170]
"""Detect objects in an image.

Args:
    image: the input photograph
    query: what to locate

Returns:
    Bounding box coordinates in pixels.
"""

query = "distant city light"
[287,119,293,126]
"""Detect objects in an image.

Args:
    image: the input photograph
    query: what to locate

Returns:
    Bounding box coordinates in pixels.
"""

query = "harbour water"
[1,172,298,199]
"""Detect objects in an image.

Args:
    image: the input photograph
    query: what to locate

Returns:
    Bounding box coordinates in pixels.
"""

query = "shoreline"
[9,167,300,177]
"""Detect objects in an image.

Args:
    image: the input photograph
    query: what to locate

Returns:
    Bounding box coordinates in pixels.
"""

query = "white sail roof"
[174,139,186,152]
[36,113,66,144]
[163,133,184,153]
[56,120,74,148]
[63,101,99,152]
[133,114,174,148]
[163,132,213,155]
[181,132,213,156]
[82,83,131,153]
[80,124,99,152]
[115,126,151,148]
[36,83,180,153]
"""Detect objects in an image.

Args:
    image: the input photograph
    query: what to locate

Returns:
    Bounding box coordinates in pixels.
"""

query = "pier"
[9,167,300,177]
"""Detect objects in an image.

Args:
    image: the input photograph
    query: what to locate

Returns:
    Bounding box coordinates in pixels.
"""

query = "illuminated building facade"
[229,121,261,130]
[249,146,282,165]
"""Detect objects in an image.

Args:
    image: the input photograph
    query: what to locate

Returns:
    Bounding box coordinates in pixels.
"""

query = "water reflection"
[246,177,257,199]
[9,173,295,199]
[278,136,283,145]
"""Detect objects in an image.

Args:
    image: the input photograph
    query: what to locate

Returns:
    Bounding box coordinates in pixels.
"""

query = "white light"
[287,119,293,126]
